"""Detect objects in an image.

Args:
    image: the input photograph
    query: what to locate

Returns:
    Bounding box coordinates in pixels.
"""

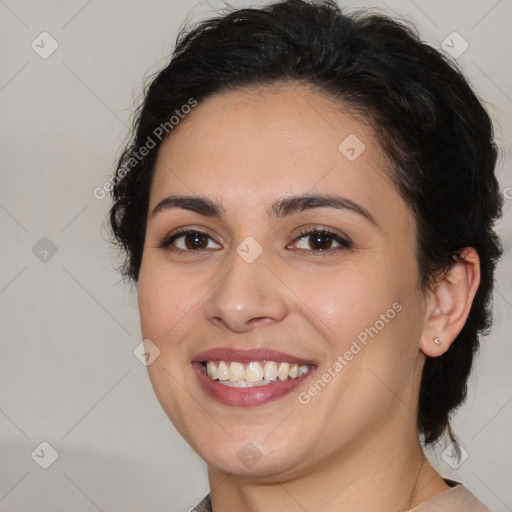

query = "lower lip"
[192,362,315,407]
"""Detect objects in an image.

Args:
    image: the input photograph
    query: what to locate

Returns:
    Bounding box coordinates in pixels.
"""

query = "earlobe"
[419,247,480,357]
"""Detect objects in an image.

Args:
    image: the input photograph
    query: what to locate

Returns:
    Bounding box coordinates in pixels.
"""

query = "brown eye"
[308,232,335,250]
[182,232,209,250]
[292,228,351,252]
[160,230,222,252]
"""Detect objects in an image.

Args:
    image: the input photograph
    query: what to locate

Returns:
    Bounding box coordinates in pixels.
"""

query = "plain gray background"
[1,0,511,510]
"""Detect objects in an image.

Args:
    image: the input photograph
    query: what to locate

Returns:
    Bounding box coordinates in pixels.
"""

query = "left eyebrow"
[270,193,378,227]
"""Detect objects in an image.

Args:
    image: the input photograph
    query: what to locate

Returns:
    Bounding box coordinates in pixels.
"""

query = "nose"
[203,248,289,333]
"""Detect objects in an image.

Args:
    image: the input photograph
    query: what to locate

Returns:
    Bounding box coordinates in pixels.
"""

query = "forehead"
[150,83,398,218]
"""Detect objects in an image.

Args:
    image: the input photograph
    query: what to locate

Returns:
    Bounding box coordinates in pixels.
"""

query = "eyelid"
[158,226,223,251]
[290,225,351,246]
[284,227,351,257]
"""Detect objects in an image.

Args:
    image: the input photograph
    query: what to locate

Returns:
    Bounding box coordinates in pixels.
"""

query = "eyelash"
[292,226,351,253]
[158,226,351,255]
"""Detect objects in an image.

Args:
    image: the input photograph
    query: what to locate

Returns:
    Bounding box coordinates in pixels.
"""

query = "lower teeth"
[217,380,273,387]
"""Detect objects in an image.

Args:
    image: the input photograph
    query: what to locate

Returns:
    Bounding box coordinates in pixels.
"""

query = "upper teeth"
[206,360,310,386]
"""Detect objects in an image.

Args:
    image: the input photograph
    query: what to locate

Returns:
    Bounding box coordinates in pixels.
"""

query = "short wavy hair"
[109,0,503,445]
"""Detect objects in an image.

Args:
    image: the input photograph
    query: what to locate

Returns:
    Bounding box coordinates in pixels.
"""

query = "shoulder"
[191,483,492,512]
[408,480,492,512]
[190,494,212,512]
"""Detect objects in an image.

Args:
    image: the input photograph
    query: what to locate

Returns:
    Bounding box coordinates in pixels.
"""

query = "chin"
[189,427,313,481]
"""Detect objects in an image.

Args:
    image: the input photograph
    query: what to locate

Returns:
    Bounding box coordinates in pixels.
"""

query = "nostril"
[247,317,273,327]
[211,317,227,329]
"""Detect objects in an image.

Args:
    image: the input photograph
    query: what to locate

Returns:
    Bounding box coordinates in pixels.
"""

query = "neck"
[206,419,449,512]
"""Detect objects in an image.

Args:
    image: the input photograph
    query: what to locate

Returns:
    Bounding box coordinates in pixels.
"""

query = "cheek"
[138,263,188,339]
[294,266,398,339]
[297,260,421,377]
[137,249,212,332]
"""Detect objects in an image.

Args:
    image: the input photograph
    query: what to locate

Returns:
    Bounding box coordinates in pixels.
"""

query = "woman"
[109,0,503,510]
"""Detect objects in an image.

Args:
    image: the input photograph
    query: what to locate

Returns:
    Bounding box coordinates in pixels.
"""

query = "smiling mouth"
[201,360,314,387]
[192,348,317,406]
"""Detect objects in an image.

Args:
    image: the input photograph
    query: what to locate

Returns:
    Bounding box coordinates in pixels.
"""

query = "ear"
[420,247,480,357]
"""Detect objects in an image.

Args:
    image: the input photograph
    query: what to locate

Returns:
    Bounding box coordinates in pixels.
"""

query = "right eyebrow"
[150,195,224,219]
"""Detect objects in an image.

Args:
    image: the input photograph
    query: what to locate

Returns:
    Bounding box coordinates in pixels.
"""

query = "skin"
[137,83,480,511]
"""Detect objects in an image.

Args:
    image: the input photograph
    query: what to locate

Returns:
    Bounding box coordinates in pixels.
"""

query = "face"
[137,84,428,480]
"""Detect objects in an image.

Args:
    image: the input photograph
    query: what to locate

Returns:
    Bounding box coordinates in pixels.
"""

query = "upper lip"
[193,347,316,366]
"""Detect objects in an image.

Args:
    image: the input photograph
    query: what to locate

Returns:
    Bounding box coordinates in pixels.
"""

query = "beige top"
[191,480,492,511]
[407,480,491,511]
